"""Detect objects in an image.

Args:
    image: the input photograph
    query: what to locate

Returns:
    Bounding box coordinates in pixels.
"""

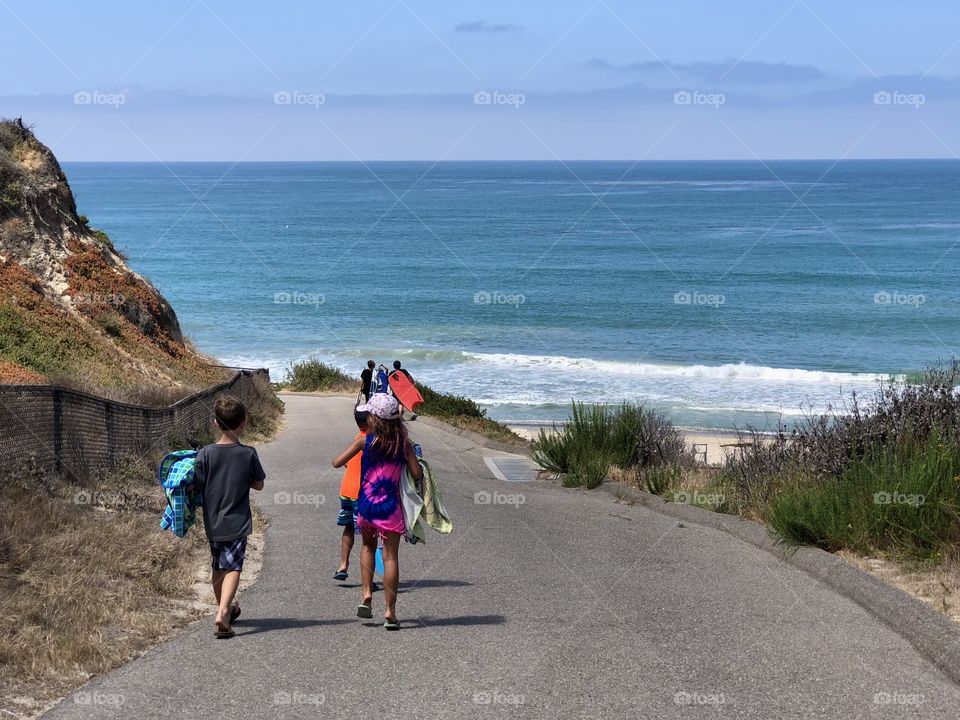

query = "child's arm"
[332,436,365,468]
[405,442,424,481]
[249,449,267,492]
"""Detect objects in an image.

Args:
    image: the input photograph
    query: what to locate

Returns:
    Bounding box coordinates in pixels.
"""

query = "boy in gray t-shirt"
[193,396,266,639]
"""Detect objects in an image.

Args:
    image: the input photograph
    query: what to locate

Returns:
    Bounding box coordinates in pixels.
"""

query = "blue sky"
[2,0,959,159]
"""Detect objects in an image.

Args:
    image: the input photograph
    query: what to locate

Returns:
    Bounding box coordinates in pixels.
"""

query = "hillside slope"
[0,118,224,393]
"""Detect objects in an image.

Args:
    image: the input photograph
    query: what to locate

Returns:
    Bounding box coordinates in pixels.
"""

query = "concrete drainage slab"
[484,455,539,483]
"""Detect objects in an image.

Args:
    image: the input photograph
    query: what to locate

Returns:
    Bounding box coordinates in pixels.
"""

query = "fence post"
[52,388,63,474]
[143,408,151,446]
[105,401,115,467]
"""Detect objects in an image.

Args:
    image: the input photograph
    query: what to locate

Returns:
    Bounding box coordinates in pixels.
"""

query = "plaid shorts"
[209,537,247,572]
[337,496,359,528]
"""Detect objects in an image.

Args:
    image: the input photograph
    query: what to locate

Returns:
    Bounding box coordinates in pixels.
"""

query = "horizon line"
[58,157,960,164]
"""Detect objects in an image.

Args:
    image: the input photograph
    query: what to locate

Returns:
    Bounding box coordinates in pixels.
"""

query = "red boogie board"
[388,372,424,411]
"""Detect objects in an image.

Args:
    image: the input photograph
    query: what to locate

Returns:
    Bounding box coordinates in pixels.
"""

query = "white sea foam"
[880,221,960,230]
[221,347,895,429]
[461,352,891,385]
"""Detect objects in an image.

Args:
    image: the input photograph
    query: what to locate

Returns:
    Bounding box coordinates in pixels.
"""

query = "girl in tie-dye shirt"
[332,393,423,630]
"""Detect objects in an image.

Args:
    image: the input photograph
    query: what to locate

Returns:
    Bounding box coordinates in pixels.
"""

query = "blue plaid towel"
[159,450,202,537]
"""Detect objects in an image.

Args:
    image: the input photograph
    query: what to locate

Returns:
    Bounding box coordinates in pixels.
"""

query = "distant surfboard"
[388,371,424,411]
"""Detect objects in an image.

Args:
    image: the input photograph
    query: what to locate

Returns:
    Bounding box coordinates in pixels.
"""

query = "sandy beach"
[507,424,753,467]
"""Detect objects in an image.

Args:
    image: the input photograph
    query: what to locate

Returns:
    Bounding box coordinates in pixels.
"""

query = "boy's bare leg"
[359,529,377,607]
[381,532,401,622]
[214,570,241,629]
[212,569,224,606]
[338,525,354,574]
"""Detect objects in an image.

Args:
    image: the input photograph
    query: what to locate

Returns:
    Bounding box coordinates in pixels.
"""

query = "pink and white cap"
[356,393,401,419]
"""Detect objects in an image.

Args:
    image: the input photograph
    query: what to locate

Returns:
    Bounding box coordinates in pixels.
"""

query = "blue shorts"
[337,496,358,527]
[209,537,247,572]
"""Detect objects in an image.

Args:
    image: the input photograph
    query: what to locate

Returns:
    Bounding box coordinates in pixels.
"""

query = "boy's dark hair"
[354,409,369,429]
[367,360,375,369]
[214,396,247,431]
[393,360,401,370]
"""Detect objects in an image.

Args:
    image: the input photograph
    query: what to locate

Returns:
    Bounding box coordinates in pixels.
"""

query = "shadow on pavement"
[401,579,473,591]
[335,579,471,593]
[406,614,506,628]
[237,617,355,636]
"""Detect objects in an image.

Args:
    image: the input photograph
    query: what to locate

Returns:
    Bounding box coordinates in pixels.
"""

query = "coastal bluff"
[0,118,220,391]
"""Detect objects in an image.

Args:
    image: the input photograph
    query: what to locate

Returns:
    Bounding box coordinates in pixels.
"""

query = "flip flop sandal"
[356,604,373,619]
[230,605,241,623]
[383,618,400,631]
[333,570,349,581]
[214,625,235,639]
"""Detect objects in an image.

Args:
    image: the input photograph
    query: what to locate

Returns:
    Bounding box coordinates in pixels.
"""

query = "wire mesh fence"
[0,369,270,478]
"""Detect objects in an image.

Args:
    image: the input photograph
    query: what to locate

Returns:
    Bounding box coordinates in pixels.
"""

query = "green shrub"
[85,228,127,259]
[768,429,960,559]
[415,382,486,418]
[639,465,680,496]
[728,361,960,485]
[566,450,610,489]
[532,401,691,488]
[720,428,794,510]
[532,424,573,475]
[0,305,73,375]
[94,311,122,337]
[281,360,355,392]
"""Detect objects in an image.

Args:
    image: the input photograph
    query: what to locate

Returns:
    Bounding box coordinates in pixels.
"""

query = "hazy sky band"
[2,0,958,159]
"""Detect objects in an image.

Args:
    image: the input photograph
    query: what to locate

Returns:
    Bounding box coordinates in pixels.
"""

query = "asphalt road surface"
[43,394,960,719]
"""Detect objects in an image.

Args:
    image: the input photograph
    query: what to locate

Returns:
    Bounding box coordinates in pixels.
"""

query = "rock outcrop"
[0,118,219,390]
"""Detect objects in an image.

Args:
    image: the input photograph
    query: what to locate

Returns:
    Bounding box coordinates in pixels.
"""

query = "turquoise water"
[64,160,960,430]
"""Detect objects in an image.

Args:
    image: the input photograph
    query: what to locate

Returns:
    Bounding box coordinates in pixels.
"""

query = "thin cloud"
[588,58,826,83]
[454,20,522,34]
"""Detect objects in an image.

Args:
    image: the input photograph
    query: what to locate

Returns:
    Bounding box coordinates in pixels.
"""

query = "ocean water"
[63,160,960,430]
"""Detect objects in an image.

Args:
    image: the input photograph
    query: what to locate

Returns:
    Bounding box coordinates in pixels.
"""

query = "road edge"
[603,480,960,687]
[414,415,533,456]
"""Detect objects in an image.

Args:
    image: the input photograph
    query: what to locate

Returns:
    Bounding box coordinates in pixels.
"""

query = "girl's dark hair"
[368,414,408,459]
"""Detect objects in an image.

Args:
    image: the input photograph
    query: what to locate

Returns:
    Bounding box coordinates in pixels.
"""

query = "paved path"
[45,395,960,719]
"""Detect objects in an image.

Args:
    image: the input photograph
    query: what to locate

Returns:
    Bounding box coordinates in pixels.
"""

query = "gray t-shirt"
[194,443,266,542]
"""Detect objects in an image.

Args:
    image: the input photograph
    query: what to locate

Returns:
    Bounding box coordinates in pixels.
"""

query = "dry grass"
[839,551,960,624]
[244,373,285,443]
[0,450,268,719]
[434,414,527,447]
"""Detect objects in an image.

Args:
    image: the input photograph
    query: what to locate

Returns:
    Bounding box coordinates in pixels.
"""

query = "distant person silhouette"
[391,360,412,382]
[359,360,375,403]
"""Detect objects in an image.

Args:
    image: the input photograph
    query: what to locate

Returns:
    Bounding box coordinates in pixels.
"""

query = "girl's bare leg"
[381,532,401,622]
[359,528,377,607]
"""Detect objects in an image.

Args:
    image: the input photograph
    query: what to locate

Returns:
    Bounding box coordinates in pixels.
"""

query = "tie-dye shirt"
[357,433,406,535]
